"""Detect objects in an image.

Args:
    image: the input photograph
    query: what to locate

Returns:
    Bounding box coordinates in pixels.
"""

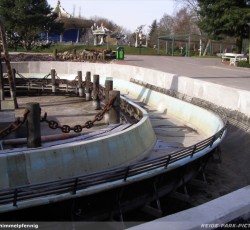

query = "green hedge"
[237,60,250,68]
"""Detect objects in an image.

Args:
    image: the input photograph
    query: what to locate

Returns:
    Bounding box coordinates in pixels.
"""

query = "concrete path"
[118,55,250,91]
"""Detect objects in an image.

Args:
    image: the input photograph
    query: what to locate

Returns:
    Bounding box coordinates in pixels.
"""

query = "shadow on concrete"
[170,74,179,91]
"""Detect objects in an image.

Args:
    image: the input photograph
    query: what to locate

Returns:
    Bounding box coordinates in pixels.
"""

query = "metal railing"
[0,127,226,207]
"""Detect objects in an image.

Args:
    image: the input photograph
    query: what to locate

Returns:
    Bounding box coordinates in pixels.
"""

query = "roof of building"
[52,1,93,29]
[52,0,71,18]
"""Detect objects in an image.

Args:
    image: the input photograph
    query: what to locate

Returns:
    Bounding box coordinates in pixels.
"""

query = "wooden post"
[73,49,77,59]
[53,48,58,60]
[0,18,18,108]
[51,69,56,93]
[85,71,91,101]
[77,71,83,97]
[109,90,120,124]
[27,103,41,148]
[92,74,99,100]
[12,68,17,93]
[93,74,101,110]
[105,79,113,105]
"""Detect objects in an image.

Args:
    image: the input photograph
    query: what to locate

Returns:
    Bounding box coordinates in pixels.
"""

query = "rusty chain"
[15,71,80,88]
[0,96,142,138]
[41,95,116,133]
[0,109,30,139]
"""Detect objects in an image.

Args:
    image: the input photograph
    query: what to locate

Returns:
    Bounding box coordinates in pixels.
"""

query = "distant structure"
[49,0,93,43]
[135,26,148,48]
[91,23,111,46]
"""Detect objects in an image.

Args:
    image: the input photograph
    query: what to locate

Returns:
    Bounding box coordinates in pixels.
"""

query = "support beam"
[0,18,18,109]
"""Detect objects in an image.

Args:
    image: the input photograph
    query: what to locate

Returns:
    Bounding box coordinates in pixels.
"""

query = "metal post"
[157,38,160,55]
[85,71,91,101]
[109,90,120,124]
[248,22,250,64]
[0,57,4,102]
[27,103,41,148]
[166,40,168,55]
[105,79,113,105]
[51,69,56,93]
[77,71,83,97]
[188,34,191,57]
[172,35,175,56]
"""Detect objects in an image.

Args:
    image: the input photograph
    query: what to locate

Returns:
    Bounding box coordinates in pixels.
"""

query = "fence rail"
[0,126,226,207]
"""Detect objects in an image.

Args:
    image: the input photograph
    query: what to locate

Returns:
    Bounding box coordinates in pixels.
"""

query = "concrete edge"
[126,185,250,230]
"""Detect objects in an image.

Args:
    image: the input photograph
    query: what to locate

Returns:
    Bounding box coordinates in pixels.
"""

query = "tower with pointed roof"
[52,0,71,19]
[50,1,93,43]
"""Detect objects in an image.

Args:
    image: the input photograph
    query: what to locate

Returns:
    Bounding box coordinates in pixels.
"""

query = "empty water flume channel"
[0,62,227,220]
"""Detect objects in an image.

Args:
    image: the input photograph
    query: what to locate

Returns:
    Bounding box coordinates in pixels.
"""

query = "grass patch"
[9,44,165,56]
[237,60,250,68]
[192,55,220,58]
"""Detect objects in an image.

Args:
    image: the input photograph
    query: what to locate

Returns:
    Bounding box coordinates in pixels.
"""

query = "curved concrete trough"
[0,62,226,214]
[0,98,156,189]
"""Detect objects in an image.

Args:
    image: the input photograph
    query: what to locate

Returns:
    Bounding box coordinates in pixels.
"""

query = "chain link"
[1,90,140,137]
[0,109,30,139]
[41,95,117,133]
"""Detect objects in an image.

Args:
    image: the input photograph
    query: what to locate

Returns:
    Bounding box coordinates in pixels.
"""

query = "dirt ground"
[186,124,250,206]
[9,53,113,63]
[9,53,55,62]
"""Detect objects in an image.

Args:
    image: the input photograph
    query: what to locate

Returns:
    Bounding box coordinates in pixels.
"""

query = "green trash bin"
[116,47,124,60]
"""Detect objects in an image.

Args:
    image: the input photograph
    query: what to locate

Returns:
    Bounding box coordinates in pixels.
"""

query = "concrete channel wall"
[0,99,156,189]
[108,78,223,137]
[10,61,250,116]
[11,61,225,135]
[0,62,224,190]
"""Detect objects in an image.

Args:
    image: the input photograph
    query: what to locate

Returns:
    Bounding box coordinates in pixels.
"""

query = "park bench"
[221,53,248,66]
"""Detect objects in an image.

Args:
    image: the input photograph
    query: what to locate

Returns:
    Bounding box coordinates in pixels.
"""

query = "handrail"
[0,128,225,207]
[0,83,229,208]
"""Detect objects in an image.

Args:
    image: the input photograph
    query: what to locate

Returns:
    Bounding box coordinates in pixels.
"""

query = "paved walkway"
[118,55,250,91]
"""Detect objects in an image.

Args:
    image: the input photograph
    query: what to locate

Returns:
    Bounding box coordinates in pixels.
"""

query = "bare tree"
[175,0,214,56]
[158,13,175,35]
[174,0,198,10]
[173,7,199,34]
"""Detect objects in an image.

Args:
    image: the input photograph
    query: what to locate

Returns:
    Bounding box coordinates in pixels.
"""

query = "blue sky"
[47,0,179,32]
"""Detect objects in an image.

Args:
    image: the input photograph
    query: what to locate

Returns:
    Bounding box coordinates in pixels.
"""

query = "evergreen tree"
[197,0,250,52]
[0,0,63,50]
[148,19,158,47]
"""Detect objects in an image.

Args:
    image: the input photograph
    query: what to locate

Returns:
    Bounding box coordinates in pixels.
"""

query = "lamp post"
[139,31,143,55]
[246,0,250,63]
[247,22,250,64]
